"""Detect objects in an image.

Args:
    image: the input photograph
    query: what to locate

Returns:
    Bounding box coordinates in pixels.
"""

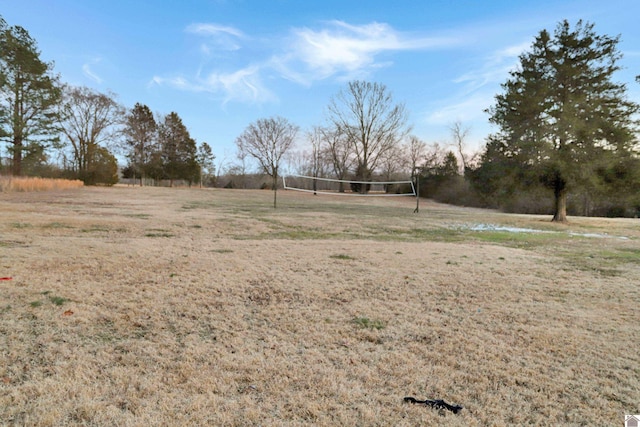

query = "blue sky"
[3,0,640,165]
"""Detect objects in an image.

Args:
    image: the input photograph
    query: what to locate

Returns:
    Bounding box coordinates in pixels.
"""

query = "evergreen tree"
[484,20,639,221]
[124,103,157,186]
[0,16,61,176]
[158,112,199,186]
[196,142,215,187]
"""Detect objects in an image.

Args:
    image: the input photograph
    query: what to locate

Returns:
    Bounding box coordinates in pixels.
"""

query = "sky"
[3,0,640,167]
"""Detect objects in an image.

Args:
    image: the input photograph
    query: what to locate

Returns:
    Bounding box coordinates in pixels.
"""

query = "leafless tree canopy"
[406,135,427,179]
[450,121,472,171]
[235,116,298,207]
[327,81,410,179]
[59,85,124,173]
[319,126,352,182]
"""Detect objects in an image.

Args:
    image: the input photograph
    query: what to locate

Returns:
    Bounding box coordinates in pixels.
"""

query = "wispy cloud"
[186,23,246,53]
[186,23,245,38]
[453,41,529,94]
[423,40,529,130]
[277,20,461,83]
[82,58,104,84]
[151,65,276,105]
[425,93,494,126]
[152,20,461,105]
[201,65,276,104]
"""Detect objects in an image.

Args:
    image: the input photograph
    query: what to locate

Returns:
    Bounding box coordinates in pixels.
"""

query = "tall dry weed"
[0,176,84,192]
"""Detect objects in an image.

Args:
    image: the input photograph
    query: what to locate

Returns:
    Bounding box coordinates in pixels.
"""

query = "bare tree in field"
[450,121,471,172]
[235,116,298,208]
[405,135,427,180]
[306,126,326,194]
[59,85,124,184]
[327,81,409,191]
[320,126,352,192]
[232,147,248,189]
[378,143,404,191]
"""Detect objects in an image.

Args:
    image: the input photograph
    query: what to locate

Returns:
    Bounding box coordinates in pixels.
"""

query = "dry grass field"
[1,186,639,426]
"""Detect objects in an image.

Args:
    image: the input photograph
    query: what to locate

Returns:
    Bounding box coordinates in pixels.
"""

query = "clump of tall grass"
[0,176,83,192]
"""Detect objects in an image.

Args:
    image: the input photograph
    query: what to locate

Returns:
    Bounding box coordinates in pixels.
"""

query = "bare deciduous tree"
[450,121,471,172]
[235,116,298,208]
[320,126,352,192]
[306,126,327,194]
[378,144,404,192]
[327,81,410,191]
[59,85,124,183]
[405,135,427,180]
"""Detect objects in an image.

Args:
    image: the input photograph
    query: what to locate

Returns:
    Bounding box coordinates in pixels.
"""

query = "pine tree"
[485,20,639,221]
[124,103,157,186]
[0,17,61,176]
[158,112,199,186]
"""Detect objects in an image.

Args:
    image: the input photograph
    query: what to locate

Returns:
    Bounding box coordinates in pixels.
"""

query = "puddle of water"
[466,224,628,240]
[469,224,549,234]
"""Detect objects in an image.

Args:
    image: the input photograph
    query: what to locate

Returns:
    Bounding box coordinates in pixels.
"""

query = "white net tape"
[282,174,416,197]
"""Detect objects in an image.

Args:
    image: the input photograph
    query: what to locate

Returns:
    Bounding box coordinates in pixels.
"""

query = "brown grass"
[1,186,639,426]
[0,176,84,193]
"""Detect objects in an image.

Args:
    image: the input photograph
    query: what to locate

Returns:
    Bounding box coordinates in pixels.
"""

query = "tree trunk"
[12,138,22,176]
[272,173,278,209]
[552,184,568,222]
[273,181,278,208]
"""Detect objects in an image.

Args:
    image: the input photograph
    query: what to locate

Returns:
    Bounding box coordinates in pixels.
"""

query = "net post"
[413,177,420,213]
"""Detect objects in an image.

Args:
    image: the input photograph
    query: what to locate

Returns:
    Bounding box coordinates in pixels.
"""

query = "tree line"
[0,16,213,186]
[1,15,638,219]
[231,20,639,219]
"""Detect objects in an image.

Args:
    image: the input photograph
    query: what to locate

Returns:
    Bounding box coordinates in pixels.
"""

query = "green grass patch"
[81,225,111,233]
[49,296,69,306]
[211,249,233,254]
[10,222,31,229]
[352,316,386,330]
[469,230,558,248]
[145,228,174,238]
[30,301,43,308]
[369,227,465,243]
[602,248,640,265]
[145,232,174,238]
[123,213,151,219]
[330,254,356,260]
[0,240,28,248]
[43,222,74,229]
